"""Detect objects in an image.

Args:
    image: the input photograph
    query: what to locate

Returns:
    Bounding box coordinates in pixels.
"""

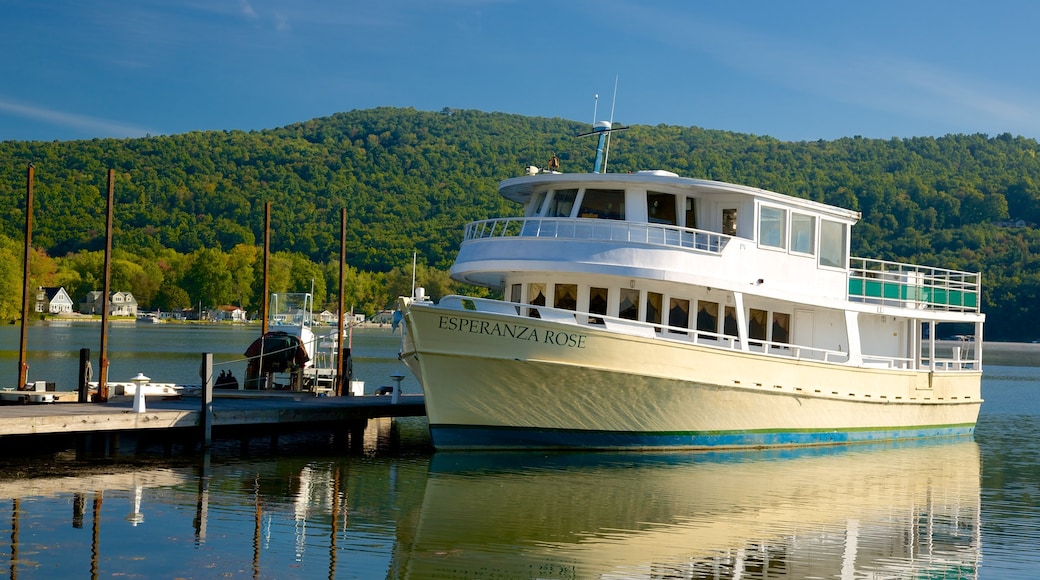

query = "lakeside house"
[214,305,247,322]
[80,291,138,317]
[35,287,75,315]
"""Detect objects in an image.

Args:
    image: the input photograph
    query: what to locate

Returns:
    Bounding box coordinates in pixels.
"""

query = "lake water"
[0,321,423,396]
[0,323,1036,578]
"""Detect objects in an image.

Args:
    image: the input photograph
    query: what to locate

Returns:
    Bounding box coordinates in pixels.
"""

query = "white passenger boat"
[398,122,985,450]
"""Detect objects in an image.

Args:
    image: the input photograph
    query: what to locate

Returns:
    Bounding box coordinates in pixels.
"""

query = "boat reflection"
[397,439,981,579]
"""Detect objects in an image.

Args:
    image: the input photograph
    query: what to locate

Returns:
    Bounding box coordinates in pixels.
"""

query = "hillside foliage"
[2,107,1040,339]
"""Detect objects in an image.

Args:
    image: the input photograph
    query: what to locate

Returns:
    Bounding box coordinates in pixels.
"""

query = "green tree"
[183,248,233,309]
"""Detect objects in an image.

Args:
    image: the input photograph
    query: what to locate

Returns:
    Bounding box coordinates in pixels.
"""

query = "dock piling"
[201,353,213,448]
[78,348,91,403]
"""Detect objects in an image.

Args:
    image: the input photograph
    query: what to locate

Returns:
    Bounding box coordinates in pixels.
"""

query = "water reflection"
[0,449,430,579]
[397,439,981,579]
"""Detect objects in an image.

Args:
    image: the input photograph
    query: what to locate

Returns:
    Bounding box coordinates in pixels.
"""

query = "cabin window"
[646,292,663,330]
[589,287,608,324]
[529,190,548,217]
[820,219,847,269]
[724,306,739,337]
[554,284,577,311]
[577,189,625,220]
[669,298,690,333]
[791,213,816,255]
[722,208,738,236]
[684,198,697,229]
[527,282,546,318]
[510,284,522,303]
[696,301,719,334]
[647,192,677,225]
[772,312,790,344]
[619,288,639,320]
[546,189,578,217]
[759,206,787,249]
[749,308,768,342]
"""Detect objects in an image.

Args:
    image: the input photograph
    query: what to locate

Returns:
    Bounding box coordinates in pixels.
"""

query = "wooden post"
[96,169,115,402]
[336,207,347,396]
[201,353,213,448]
[17,163,34,391]
[77,348,91,403]
[261,203,271,335]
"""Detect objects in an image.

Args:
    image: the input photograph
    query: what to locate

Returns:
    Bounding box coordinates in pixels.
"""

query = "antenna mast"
[578,77,627,174]
[410,251,417,298]
[602,75,619,173]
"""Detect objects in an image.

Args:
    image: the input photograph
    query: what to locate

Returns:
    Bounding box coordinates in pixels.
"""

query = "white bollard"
[390,372,404,404]
[131,372,150,413]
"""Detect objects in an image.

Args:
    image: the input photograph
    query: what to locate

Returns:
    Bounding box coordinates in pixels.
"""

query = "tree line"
[3,107,1040,338]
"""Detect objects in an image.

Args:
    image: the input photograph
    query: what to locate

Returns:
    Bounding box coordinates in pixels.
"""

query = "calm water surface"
[0,324,1035,579]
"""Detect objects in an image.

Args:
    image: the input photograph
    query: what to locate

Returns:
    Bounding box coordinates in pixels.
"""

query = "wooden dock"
[0,392,427,457]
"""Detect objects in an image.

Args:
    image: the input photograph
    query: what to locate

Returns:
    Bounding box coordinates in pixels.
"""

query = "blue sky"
[3,0,1040,143]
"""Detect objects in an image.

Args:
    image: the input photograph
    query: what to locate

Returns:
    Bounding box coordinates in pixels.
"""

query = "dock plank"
[0,394,425,437]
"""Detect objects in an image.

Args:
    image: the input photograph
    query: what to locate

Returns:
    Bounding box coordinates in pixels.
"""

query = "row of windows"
[533,188,699,228]
[758,205,847,269]
[531,189,849,271]
[513,282,791,344]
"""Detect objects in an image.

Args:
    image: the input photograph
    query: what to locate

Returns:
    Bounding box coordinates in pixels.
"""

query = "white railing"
[848,258,981,313]
[438,296,929,371]
[463,217,728,255]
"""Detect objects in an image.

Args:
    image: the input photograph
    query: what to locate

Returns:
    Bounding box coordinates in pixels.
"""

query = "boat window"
[759,206,787,249]
[588,287,608,324]
[722,208,738,236]
[749,308,768,341]
[646,292,663,330]
[528,282,546,318]
[819,219,847,269]
[577,189,625,220]
[668,298,690,333]
[696,301,719,334]
[529,190,548,217]
[554,284,578,311]
[791,212,816,255]
[724,306,739,337]
[684,198,697,229]
[619,288,639,320]
[510,284,522,304]
[647,192,677,225]
[546,189,578,217]
[772,312,790,343]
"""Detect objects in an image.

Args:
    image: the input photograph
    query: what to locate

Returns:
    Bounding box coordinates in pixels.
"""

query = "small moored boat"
[397,121,985,450]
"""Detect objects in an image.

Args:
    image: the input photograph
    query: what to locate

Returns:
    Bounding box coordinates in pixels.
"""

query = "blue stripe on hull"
[429,424,977,451]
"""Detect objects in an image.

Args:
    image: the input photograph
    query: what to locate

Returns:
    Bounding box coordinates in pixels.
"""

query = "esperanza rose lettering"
[437,316,587,349]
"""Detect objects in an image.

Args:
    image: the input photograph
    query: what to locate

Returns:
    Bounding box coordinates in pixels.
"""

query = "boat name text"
[438,316,587,348]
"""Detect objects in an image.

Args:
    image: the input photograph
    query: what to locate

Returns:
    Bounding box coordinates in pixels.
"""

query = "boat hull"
[402,303,982,450]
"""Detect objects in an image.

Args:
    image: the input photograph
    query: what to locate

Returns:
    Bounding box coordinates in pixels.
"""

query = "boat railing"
[848,258,980,313]
[463,217,728,255]
[441,296,923,371]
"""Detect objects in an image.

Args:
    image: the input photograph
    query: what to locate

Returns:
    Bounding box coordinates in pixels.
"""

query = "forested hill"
[2,106,1040,340]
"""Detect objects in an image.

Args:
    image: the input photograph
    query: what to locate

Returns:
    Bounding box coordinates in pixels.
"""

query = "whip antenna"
[603,75,619,173]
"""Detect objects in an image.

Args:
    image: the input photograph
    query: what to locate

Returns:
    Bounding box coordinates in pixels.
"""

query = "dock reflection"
[396,439,981,579]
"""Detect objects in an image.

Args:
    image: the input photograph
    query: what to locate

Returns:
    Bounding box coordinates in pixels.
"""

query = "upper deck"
[452,171,981,314]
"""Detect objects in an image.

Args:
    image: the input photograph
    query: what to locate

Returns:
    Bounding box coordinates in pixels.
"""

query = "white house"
[215,305,247,322]
[35,287,75,314]
[80,291,138,316]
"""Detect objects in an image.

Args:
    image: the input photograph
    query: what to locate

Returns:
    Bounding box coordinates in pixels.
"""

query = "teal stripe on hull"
[429,424,977,451]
